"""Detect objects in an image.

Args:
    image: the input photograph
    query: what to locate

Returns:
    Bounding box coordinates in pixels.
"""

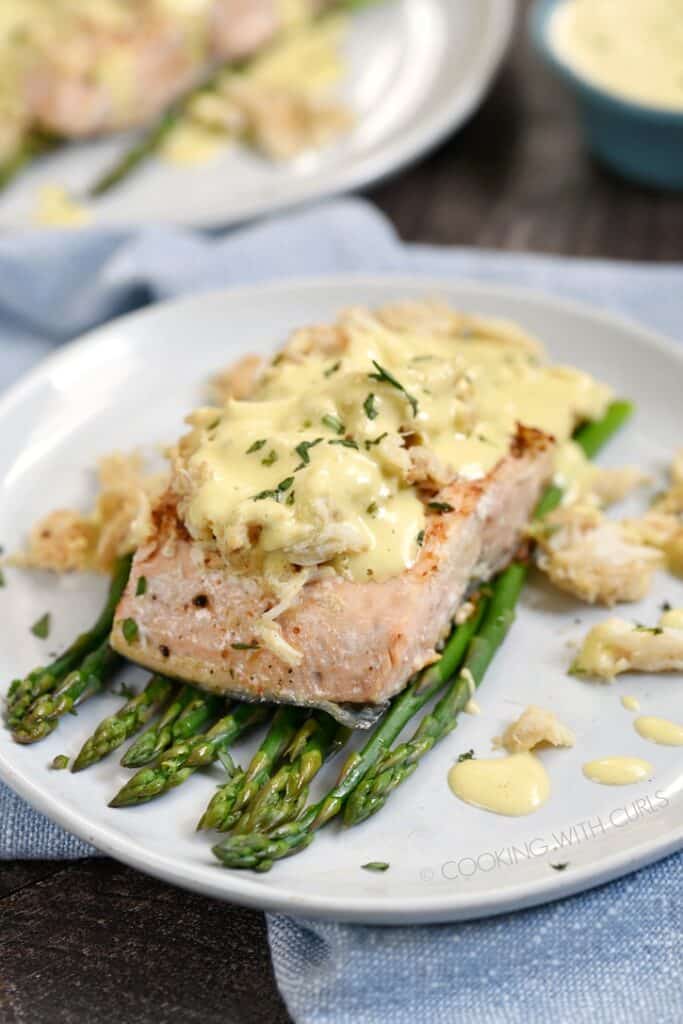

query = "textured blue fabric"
[1,198,682,1022]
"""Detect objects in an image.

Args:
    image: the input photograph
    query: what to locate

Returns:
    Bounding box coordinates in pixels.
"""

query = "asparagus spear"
[6,554,132,728]
[197,705,307,831]
[214,400,634,868]
[87,0,375,198]
[345,568,524,824]
[343,400,636,825]
[72,675,174,771]
[88,110,180,197]
[109,700,268,807]
[211,599,487,867]
[12,640,122,745]
[120,683,196,767]
[236,713,349,835]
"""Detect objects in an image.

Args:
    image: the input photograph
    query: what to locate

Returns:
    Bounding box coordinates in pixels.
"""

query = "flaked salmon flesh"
[110,426,554,718]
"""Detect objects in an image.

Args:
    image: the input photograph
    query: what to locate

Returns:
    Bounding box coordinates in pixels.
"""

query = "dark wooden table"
[3,7,682,1024]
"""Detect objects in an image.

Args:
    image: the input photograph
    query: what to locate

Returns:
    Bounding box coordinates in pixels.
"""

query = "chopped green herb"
[295,438,323,468]
[362,862,390,872]
[31,613,51,639]
[261,449,278,466]
[416,529,425,547]
[324,360,341,378]
[428,501,454,514]
[363,393,378,420]
[252,477,294,503]
[365,432,388,449]
[231,642,260,651]
[322,413,345,435]
[51,755,69,770]
[329,438,359,450]
[136,576,148,597]
[634,624,663,635]
[208,419,221,431]
[246,439,267,454]
[366,502,378,517]
[122,618,139,644]
[114,681,137,699]
[368,360,419,416]
[285,489,296,506]
[0,567,5,588]
[457,749,475,763]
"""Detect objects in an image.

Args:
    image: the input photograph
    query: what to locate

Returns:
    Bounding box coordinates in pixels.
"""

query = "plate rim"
[1,0,516,232]
[2,271,683,925]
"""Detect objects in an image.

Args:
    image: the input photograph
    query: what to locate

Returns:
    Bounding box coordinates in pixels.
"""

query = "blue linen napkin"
[1,198,682,1022]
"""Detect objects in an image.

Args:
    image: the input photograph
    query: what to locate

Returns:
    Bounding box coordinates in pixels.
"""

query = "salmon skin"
[110,426,554,727]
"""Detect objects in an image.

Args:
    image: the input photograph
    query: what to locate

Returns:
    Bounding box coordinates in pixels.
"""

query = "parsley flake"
[457,749,475,763]
[366,502,378,517]
[121,618,139,644]
[329,438,359,450]
[365,432,388,449]
[416,529,425,547]
[0,567,5,588]
[362,862,390,872]
[246,439,267,454]
[252,477,294,503]
[368,360,419,416]
[428,501,454,514]
[136,576,148,597]
[322,413,345,435]
[31,613,51,639]
[295,437,323,468]
[324,360,341,378]
[363,393,378,420]
[231,642,260,651]
[261,450,278,466]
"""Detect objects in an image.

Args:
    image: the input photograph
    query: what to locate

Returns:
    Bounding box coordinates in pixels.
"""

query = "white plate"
[0,0,513,232]
[1,276,682,924]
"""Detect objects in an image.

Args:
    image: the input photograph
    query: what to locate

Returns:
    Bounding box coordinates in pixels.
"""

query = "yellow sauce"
[248,15,345,94]
[34,185,92,228]
[180,308,611,584]
[163,16,347,167]
[659,608,683,631]
[582,756,653,786]
[551,0,683,110]
[634,716,683,747]
[278,0,312,30]
[161,122,226,165]
[621,695,640,712]
[447,752,550,817]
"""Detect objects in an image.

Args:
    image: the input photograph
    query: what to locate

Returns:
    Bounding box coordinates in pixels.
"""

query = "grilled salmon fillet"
[17,0,335,141]
[110,426,554,715]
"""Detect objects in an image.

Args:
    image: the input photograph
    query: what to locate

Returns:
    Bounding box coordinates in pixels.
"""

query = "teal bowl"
[530,0,683,190]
